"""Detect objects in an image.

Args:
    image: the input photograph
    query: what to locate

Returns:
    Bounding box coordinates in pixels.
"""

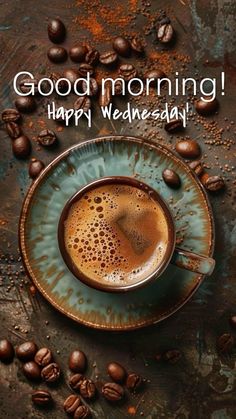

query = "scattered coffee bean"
[6,122,21,139]
[47,46,68,63]
[144,69,167,87]
[99,51,118,65]
[49,72,68,94]
[48,18,66,44]
[205,175,225,192]
[162,169,181,189]
[107,362,127,383]
[200,172,210,186]
[69,350,87,373]
[74,405,91,419]
[113,79,124,95]
[63,394,81,414]
[85,48,99,65]
[188,160,204,176]
[113,36,131,57]
[2,108,21,123]
[23,361,41,381]
[38,129,57,147]
[16,341,38,361]
[69,45,88,63]
[163,349,182,364]
[126,373,143,391]
[15,96,36,113]
[74,96,91,112]
[41,362,60,383]
[63,68,80,87]
[19,77,39,94]
[32,390,52,407]
[119,64,137,81]
[12,135,31,159]
[69,373,84,391]
[175,139,201,159]
[217,333,234,354]
[130,37,144,53]
[195,97,219,116]
[34,347,53,366]
[80,378,96,399]
[99,84,112,107]
[82,78,98,96]
[78,63,94,77]
[29,159,45,179]
[229,315,236,329]
[165,119,183,133]
[0,339,14,363]
[157,23,174,43]
[102,382,124,402]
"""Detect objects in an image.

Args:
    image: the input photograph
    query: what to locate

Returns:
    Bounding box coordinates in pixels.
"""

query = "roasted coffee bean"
[48,18,66,44]
[205,175,225,192]
[107,362,127,383]
[99,51,118,65]
[41,362,60,383]
[32,390,52,406]
[80,378,96,400]
[38,129,57,147]
[85,48,99,65]
[165,119,183,133]
[188,160,203,176]
[19,77,39,94]
[144,69,167,87]
[6,122,21,139]
[29,159,45,179]
[23,361,41,381]
[200,172,210,186]
[163,349,182,364]
[102,382,124,402]
[113,79,124,96]
[217,333,234,354]
[34,347,53,366]
[49,72,68,94]
[69,45,88,63]
[175,139,201,159]
[16,341,38,361]
[2,108,21,123]
[69,373,84,391]
[230,315,236,329]
[74,405,91,419]
[82,78,98,96]
[74,96,91,112]
[99,84,112,107]
[69,350,87,373]
[15,96,36,113]
[63,68,80,87]
[63,394,81,414]
[0,339,14,363]
[113,36,131,57]
[126,373,143,391]
[119,64,137,81]
[47,46,68,63]
[195,97,219,116]
[162,169,181,189]
[78,63,94,77]
[12,135,31,159]
[157,23,174,43]
[130,37,144,53]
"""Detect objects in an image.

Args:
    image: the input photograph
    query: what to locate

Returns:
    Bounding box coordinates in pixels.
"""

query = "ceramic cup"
[58,176,215,292]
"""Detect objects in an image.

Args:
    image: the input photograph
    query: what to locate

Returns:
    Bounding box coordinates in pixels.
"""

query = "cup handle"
[171,247,215,275]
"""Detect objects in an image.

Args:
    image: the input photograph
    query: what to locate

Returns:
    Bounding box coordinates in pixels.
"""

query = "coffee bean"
[69,45,88,63]
[195,97,219,116]
[48,18,66,44]
[32,390,52,406]
[12,135,31,159]
[74,405,91,419]
[217,333,234,354]
[19,77,39,94]
[205,175,225,192]
[165,119,183,133]
[162,169,181,189]
[38,129,57,147]
[63,394,81,414]
[41,362,60,383]
[200,172,210,186]
[119,64,137,81]
[126,373,143,391]
[78,63,94,77]
[82,78,98,97]
[23,361,41,381]
[49,72,68,94]
[63,69,80,87]
[130,37,144,53]
[175,139,201,159]
[85,48,99,65]
[6,122,21,139]
[80,378,96,399]
[188,160,203,176]
[16,341,38,361]
[157,23,174,43]
[102,382,124,402]
[99,51,118,66]
[107,362,127,383]
[230,315,236,329]
[99,84,112,107]
[69,373,84,391]
[15,96,36,113]
[144,69,167,87]
[163,349,182,364]
[113,36,131,57]
[34,347,53,367]
[0,339,14,363]
[69,350,87,373]
[29,159,45,179]
[2,108,21,123]
[74,96,91,112]
[113,79,124,96]
[47,46,68,63]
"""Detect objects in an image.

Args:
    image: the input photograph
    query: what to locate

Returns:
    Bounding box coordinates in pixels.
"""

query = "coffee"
[63,183,169,287]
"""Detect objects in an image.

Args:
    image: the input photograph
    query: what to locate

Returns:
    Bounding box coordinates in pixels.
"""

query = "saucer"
[19,136,214,331]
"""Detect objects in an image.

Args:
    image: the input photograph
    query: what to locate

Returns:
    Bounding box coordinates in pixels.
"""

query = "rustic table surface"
[0,1,236,418]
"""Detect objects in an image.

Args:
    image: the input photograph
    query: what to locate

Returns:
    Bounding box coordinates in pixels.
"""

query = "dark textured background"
[0,1,236,418]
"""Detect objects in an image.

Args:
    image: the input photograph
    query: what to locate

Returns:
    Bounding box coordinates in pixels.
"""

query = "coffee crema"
[63,183,169,286]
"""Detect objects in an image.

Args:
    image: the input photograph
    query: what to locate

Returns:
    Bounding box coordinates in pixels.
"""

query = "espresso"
[63,183,169,286]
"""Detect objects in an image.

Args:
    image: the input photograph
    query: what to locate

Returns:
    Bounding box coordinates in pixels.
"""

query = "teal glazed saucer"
[19,136,214,331]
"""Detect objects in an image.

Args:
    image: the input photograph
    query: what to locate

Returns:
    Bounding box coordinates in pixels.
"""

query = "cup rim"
[58,176,176,293]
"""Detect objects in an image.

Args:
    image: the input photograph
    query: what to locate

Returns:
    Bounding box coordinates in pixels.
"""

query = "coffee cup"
[58,176,215,292]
